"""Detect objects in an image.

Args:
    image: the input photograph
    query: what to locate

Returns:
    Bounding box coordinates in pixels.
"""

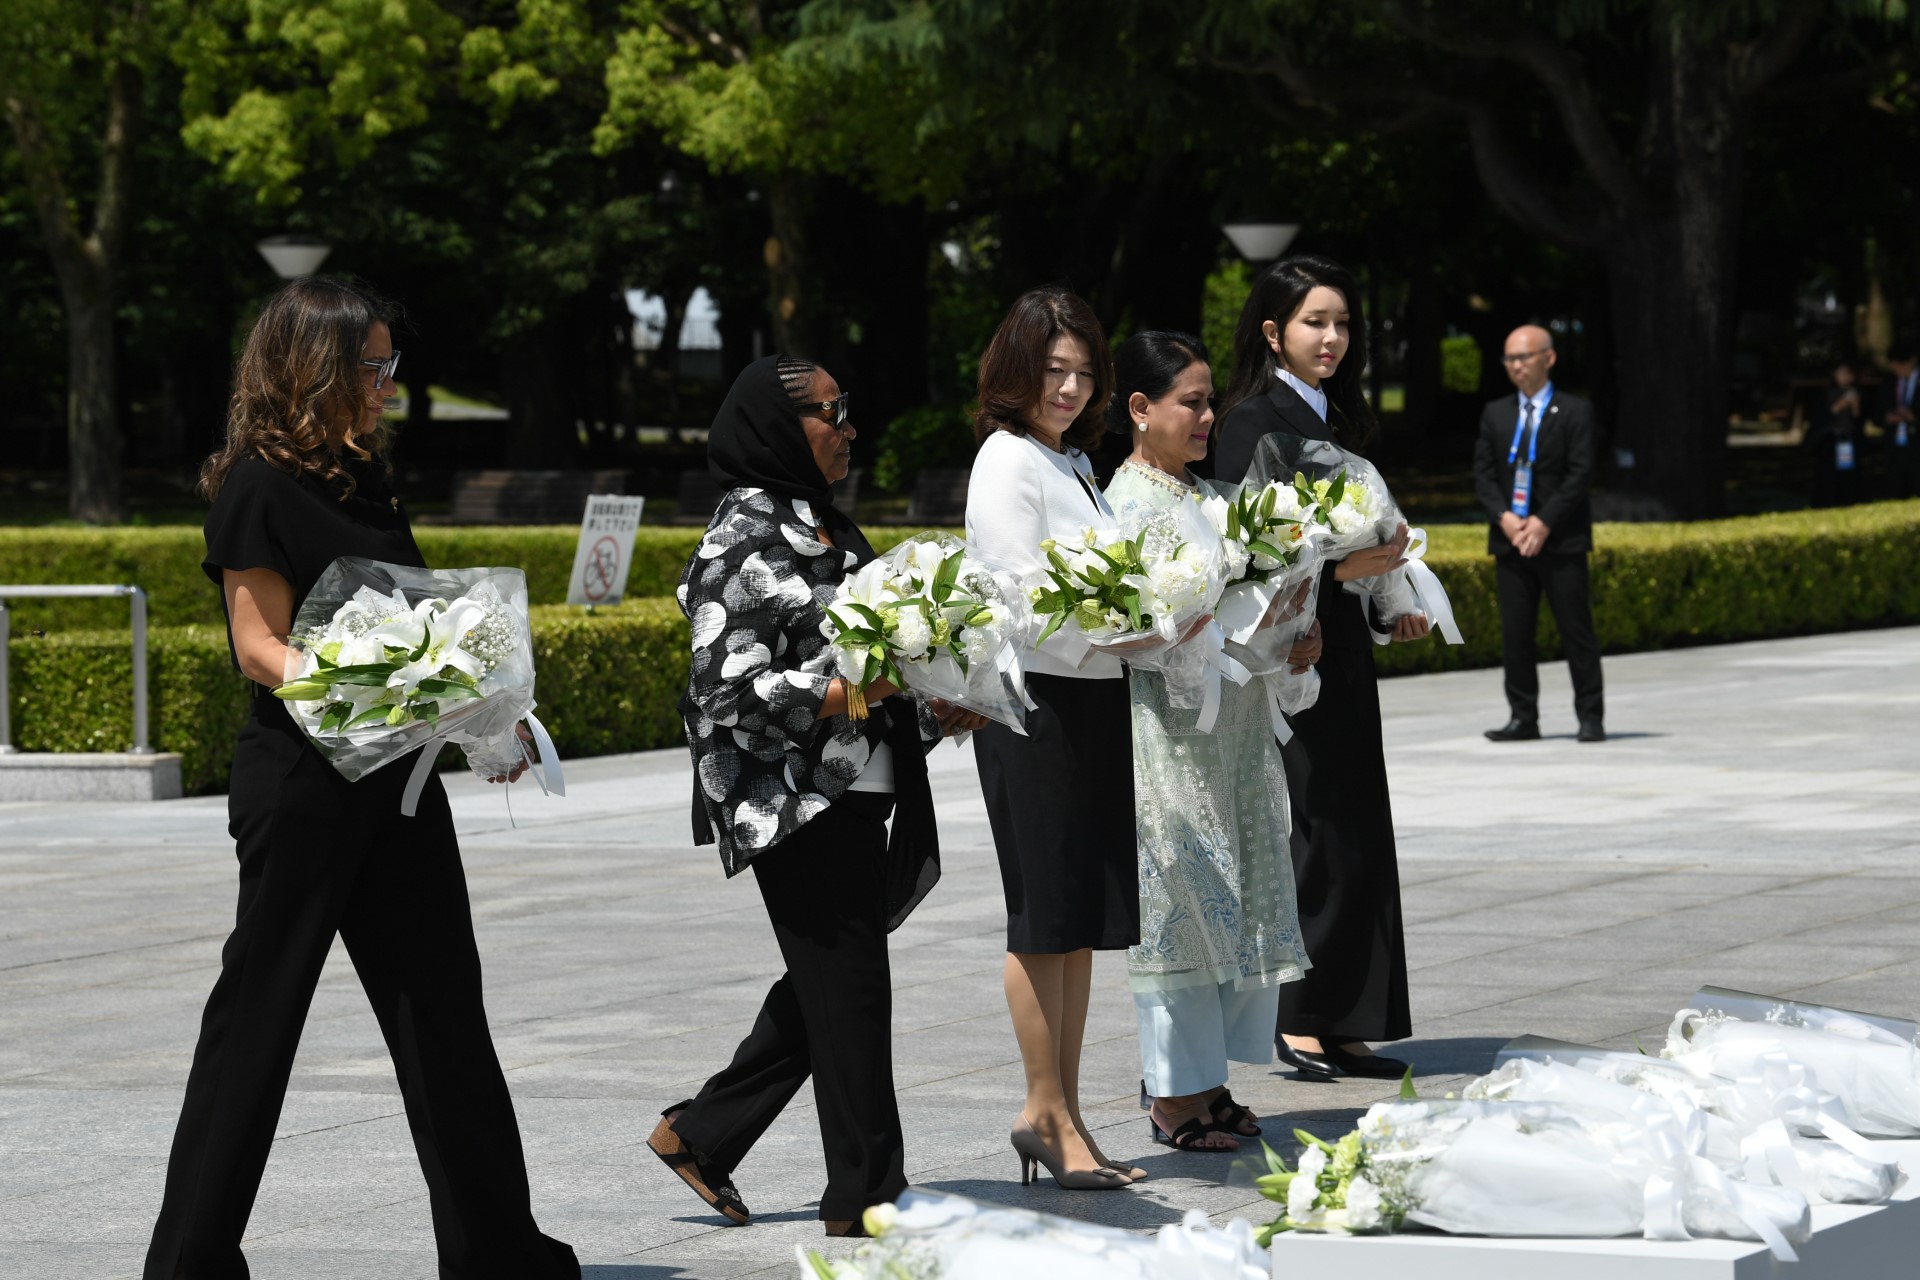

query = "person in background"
[1879,339,1918,499]
[1214,254,1426,1083]
[1471,323,1605,745]
[146,277,578,1280]
[1807,360,1864,508]
[1104,330,1314,1152]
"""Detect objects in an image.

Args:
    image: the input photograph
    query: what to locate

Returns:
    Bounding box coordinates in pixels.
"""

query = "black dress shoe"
[1577,719,1606,743]
[1323,1045,1412,1079]
[1275,1040,1343,1080]
[1484,718,1540,742]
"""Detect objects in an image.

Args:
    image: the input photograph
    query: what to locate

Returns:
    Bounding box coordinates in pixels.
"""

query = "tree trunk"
[765,176,820,357]
[60,265,124,522]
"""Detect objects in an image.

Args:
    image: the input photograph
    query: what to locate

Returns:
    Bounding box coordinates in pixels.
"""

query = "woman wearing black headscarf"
[646,356,984,1237]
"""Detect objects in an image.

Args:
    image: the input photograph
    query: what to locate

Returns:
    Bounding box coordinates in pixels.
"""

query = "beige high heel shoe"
[1010,1115,1131,1190]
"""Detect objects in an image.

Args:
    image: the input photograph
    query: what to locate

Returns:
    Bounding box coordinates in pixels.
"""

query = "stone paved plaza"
[4,627,1919,1277]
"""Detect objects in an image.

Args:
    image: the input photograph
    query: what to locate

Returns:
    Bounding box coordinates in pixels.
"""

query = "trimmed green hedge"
[0,524,937,633]
[8,502,1919,792]
[8,600,688,795]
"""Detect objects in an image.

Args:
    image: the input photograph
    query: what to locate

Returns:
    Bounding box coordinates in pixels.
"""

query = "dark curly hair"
[198,277,397,502]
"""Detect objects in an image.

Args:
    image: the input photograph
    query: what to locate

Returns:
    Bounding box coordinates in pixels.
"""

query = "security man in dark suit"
[1471,324,1605,743]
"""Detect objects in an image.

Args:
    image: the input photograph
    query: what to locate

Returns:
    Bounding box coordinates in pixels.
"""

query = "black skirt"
[973,671,1139,953]
[1273,581,1412,1043]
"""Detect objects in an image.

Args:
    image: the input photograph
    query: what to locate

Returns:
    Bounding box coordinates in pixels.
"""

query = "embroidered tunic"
[1106,461,1312,994]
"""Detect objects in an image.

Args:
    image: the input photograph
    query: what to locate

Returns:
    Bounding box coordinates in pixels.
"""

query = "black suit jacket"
[1471,389,1596,557]
[1213,378,1342,485]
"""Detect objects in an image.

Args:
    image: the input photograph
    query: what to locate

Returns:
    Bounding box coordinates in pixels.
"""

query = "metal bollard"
[0,600,10,753]
[0,585,152,754]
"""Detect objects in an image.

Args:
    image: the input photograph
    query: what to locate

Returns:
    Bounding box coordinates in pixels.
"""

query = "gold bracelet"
[844,677,869,722]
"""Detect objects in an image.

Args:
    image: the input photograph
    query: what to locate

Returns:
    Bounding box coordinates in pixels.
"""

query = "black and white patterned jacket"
[678,487,940,877]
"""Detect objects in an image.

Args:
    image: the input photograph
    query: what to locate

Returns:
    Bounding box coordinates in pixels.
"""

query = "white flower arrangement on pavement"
[273,557,562,815]
[819,533,1036,733]
[799,1188,1267,1280]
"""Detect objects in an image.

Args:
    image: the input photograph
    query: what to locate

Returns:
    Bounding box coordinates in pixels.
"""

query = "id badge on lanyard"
[1511,463,1534,516]
[1836,439,1856,471]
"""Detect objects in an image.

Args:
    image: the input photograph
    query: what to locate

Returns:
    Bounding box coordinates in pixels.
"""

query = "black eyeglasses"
[797,391,851,428]
[361,351,403,389]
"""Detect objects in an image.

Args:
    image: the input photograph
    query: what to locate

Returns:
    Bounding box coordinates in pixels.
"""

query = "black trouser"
[1496,550,1604,725]
[673,791,905,1221]
[1889,442,1919,499]
[145,706,577,1280]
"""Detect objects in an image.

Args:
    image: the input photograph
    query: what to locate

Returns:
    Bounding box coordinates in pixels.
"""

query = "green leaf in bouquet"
[1399,1066,1418,1100]
[1046,545,1074,578]
[1249,538,1291,564]
[1325,469,1348,508]
[1255,1220,1293,1247]
[1261,1139,1292,1178]
[415,677,482,701]
[802,1252,838,1280]
[1295,1127,1336,1154]
[837,600,890,633]
[1035,609,1068,646]
[934,548,963,593]
[319,702,353,734]
[417,701,439,726]
[310,662,403,686]
[385,704,411,727]
[345,704,396,730]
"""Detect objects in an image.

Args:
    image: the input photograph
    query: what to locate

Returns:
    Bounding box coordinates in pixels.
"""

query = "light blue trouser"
[1135,979,1282,1098]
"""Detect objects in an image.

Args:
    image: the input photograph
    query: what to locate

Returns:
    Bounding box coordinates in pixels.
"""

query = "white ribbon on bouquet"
[1401,527,1463,644]
[1638,1106,1801,1261]
[398,710,566,818]
[1187,620,1252,735]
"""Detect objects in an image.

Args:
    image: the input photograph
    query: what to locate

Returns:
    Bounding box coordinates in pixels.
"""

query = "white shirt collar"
[1519,380,1555,414]
[1275,366,1328,421]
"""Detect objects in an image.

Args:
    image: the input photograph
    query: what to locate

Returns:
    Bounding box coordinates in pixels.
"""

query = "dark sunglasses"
[797,391,851,428]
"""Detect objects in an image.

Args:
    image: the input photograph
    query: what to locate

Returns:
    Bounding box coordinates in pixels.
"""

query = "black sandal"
[648,1103,749,1225]
[1148,1109,1240,1152]
[1209,1090,1262,1137]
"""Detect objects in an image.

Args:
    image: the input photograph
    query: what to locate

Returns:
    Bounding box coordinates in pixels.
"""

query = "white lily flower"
[382,596,489,694]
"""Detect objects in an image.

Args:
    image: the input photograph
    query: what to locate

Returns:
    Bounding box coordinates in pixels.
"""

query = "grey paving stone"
[3,626,1917,1277]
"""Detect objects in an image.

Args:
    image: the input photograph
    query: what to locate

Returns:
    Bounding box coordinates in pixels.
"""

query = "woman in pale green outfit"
[1103,331,1319,1153]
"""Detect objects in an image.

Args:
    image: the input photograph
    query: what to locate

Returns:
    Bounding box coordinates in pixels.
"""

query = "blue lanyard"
[1508,385,1555,465]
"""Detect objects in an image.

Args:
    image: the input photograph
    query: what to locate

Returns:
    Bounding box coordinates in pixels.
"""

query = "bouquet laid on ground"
[1244,433,1463,647]
[800,1188,1267,1280]
[1255,1095,1812,1260]
[1198,480,1327,734]
[818,533,1036,733]
[272,558,562,815]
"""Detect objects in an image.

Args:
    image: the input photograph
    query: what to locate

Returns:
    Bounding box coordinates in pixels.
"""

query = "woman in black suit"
[146,278,578,1279]
[1212,255,1428,1081]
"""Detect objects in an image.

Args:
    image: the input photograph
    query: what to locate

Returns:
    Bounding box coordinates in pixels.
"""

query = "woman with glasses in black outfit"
[145,278,578,1280]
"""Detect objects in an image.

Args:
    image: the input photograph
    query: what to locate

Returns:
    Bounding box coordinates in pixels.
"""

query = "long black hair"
[1105,330,1210,436]
[1219,254,1374,447]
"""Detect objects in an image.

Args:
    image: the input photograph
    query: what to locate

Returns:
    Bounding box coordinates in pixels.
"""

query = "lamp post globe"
[1221,223,1301,264]
[256,235,332,280]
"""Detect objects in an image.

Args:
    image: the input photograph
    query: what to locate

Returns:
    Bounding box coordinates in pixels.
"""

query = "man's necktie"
[1522,400,1536,455]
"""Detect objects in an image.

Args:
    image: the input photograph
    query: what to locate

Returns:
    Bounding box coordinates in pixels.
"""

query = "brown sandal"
[648,1104,749,1225]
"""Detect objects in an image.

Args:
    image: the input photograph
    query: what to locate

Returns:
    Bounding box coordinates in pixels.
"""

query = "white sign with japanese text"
[567,494,646,606]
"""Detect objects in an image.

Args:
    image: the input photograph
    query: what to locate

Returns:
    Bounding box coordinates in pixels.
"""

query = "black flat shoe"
[648,1104,749,1225]
[1275,1040,1342,1080]
[824,1218,869,1238]
[1323,1045,1411,1079]
[1577,719,1606,743]
[1485,718,1540,742]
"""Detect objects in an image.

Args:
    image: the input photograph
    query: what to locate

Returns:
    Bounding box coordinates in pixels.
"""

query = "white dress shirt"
[1276,366,1328,421]
[965,429,1123,679]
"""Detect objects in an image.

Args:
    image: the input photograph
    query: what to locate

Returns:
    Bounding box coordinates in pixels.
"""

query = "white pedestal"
[1271,1142,1920,1279]
[0,752,183,801]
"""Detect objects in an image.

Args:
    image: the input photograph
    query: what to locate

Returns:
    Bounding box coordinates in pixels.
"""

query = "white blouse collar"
[1275,366,1329,421]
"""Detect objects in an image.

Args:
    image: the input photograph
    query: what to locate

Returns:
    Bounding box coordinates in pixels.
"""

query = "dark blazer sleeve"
[1537,399,1595,535]
[1211,396,1284,485]
[1472,403,1510,522]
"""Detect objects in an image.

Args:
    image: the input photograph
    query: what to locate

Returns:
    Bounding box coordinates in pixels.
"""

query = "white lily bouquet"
[272,558,562,815]
[1037,497,1248,732]
[1244,434,1463,646]
[818,534,1036,733]
[1199,481,1327,733]
[1257,1094,1813,1261]
[799,1188,1267,1280]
